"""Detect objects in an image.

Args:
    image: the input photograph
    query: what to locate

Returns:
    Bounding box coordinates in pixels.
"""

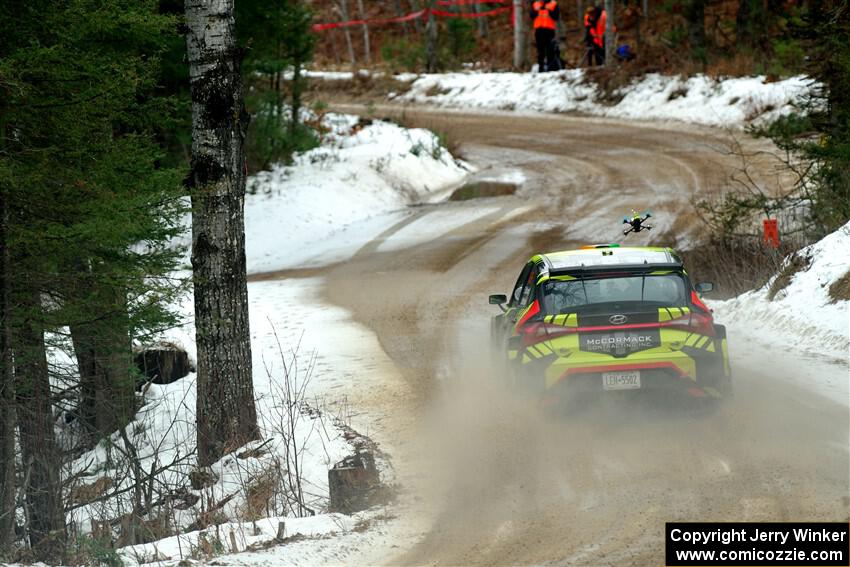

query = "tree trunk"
[14,290,64,561]
[337,0,357,66]
[184,0,260,468]
[0,186,16,558]
[410,0,424,33]
[604,0,615,65]
[684,0,706,57]
[735,0,766,45]
[426,0,438,72]
[735,0,751,44]
[475,0,488,38]
[393,0,411,37]
[93,287,134,433]
[70,320,97,438]
[355,0,371,64]
[513,0,528,70]
[290,61,303,136]
[330,30,342,66]
[69,275,134,443]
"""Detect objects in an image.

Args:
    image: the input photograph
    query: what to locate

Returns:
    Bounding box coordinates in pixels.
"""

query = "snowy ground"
[709,221,850,405]
[303,69,811,128]
[113,278,423,566]
[395,71,812,128]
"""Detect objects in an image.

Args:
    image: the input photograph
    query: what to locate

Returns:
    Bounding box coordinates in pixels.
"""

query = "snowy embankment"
[396,70,811,128]
[61,114,469,565]
[709,222,850,405]
[245,113,470,272]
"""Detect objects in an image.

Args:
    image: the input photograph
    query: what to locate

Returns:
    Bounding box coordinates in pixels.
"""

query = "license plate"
[602,370,641,390]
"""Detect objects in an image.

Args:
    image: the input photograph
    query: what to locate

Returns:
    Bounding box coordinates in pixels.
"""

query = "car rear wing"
[547,263,685,278]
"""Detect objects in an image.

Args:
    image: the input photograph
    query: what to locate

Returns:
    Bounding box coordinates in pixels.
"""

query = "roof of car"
[531,245,683,273]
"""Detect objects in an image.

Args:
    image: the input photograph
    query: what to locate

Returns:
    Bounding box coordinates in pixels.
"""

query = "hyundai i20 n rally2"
[489,245,731,406]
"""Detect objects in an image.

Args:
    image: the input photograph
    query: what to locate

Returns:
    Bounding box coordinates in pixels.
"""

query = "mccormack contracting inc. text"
[666,522,850,566]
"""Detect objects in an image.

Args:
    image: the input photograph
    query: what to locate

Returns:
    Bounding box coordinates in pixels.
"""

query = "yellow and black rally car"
[489,245,731,404]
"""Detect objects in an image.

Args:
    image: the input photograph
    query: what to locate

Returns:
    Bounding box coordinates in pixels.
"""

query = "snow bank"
[709,221,850,404]
[244,113,470,273]
[68,283,356,539]
[67,274,405,558]
[399,70,812,128]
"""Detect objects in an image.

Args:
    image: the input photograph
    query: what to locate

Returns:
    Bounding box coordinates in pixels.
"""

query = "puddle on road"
[449,181,519,201]
[449,167,526,201]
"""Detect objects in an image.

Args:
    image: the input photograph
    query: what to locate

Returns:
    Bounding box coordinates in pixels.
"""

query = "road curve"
[259,107,849,566]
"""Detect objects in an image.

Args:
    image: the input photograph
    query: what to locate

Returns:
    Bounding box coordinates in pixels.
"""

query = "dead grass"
[70,476,114,506]
[674,236,801,299]
[705,51,762,78]
[241,469,279,521]
[828,270,850,303]
[437,128,465,160]
[377,112,466,160]
[767,252,811,301]
[424,83,450,97]
[304,73,413,103]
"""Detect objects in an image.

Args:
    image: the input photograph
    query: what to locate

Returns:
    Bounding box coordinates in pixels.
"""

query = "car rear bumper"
[540,351,726,399]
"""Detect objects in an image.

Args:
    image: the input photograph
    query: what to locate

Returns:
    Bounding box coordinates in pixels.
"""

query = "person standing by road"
[531,0,560,72]
[582,6,596,65]
[587,5,607,65]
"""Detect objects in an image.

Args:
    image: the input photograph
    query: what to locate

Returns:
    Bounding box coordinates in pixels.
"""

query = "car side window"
[510,263,533,307]
[518,267,538,307]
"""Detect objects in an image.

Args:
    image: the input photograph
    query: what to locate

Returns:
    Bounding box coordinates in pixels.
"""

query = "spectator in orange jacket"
[586,6,607,65]
[531,0,561,72]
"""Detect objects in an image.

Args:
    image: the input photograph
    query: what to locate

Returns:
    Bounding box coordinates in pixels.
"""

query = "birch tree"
[184,0,260,467]
[337,0,357,66]
[355,0,371,64]
[513,0,528,70]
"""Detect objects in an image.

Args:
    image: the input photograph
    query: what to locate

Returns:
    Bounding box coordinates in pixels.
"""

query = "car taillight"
[687,311,715,337]
[688,290,715,336]
[667,309,715,337]
[521,322,575,347]
[691,290,711,314]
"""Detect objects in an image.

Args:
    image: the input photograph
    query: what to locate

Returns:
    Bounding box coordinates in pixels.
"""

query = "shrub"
[380,38,425,72]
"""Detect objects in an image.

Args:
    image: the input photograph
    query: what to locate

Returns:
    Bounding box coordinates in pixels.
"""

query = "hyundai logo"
[609,314,628,325]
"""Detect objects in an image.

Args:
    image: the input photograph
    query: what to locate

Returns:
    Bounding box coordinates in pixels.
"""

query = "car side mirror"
[489,294,507,305]
[695,282,714,293]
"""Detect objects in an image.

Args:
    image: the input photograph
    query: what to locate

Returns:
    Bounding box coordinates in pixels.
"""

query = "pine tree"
[758,0,850,233]
[238,0,317,169]
[0,0,187,557]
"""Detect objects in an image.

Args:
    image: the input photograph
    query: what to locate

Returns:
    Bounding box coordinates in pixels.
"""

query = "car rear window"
[540,274,687,313]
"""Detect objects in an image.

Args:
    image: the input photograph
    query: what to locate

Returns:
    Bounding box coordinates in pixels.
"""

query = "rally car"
[489,245,731,404]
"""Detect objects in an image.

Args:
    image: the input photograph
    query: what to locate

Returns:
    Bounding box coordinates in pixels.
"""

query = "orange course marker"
[763,218,780,248]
